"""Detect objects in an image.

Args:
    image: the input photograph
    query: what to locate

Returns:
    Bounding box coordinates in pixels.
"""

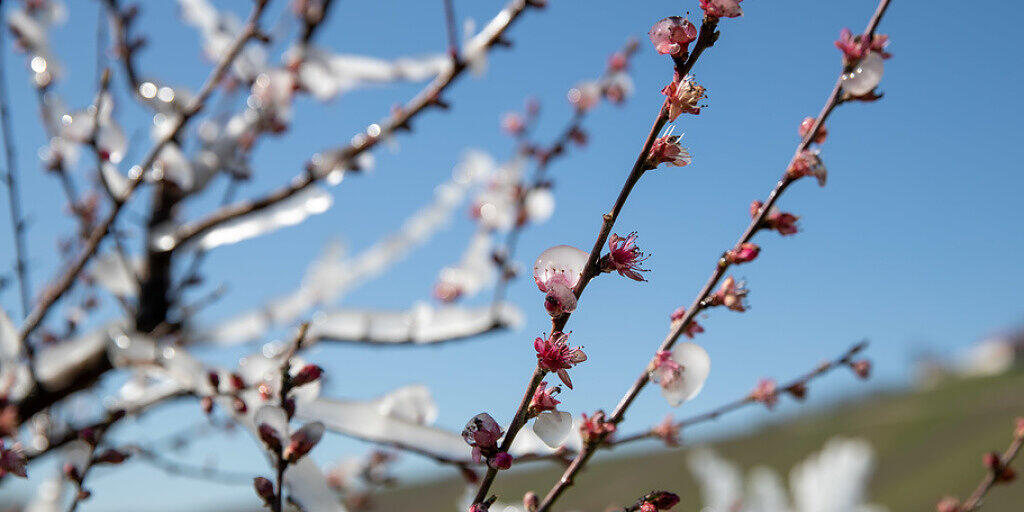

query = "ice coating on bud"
[841,52,884,97]
[463,412,504,465]
[533,245,588,317]
[650,343,710,407]
[699,0,743,18]
[531,410,573,448]
[648,17,698,56]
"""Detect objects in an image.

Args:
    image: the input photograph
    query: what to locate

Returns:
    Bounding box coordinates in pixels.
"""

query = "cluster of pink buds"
[462,413,512,470]
[708,276,749,311]
[579,410,616,443]
[786,149,827,186]
[751,201,799,236]
[669,307,705,338]
[651,415,680,447]
[661,74,707,121]
[534,332,587,389]
[636,491,681,512]
[0,439,26,478]
[724,242,760,265]
[749,378,778,409]
[699,0,743,19]
[835,28,891,64]
[600,232,650,281]
[648,17,697,57]
[646,128,692,169]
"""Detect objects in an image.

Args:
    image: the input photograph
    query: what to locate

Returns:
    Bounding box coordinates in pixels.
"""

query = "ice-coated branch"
[13,0,271,426]
[160,0,541,253]
[533,2,893,510]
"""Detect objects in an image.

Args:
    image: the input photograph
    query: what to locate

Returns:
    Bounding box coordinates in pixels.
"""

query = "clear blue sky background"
[1,0,1022,510]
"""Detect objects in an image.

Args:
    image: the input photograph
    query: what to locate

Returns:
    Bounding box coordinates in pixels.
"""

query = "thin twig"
[959,425,1024,511]
[0,19,32,319]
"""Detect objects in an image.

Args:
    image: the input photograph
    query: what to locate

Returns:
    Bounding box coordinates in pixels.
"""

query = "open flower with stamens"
[529,382,573,448]
[600,232,650,281]
[647,126,692,169]
[649,343,710,407]
[580,410,616,443]
[786,149,827,186]
[751,200,800,236]
[835,28,891,63]
[709,276,749,312]
[534,245,588,317]
[670,307,705,338]
[534,332,587,389]
[648,16,698,57]
[661,74,706,121]
[699,0,743,19]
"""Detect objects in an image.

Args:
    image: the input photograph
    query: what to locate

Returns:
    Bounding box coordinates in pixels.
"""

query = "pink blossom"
[709,276,748,312]
[786,149,827,186]
[463,412,504,464]
[489,451,513,470]
[534,245,588,317]
[501,112,525,136]
[670,307,705,338]
[534,332,587,389]
[798,116,828,144]
[724,242,760,264]
[850,359,872,379]
[529,381,561,414]
[579,410,616,443]
[649,350,683,388]
[0,440,26,478]
[699,0,743,18]
[601,232,650,281]
[567,82,601,112]
[661,75,706,121]
[750,378,778,409]
[751,201,800,236]
[648,17,698,56]
[647,129,692,169]
[651,414,680,447]
[835,28,892,63]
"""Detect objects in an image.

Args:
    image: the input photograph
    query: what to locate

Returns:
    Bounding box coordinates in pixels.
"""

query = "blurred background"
[0,0,1022,510]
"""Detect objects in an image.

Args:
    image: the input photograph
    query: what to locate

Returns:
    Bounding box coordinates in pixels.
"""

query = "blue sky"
[2,0,1022,509]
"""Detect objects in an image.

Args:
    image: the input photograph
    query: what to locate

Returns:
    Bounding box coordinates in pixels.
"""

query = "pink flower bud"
[462,413,504,460]
[849,359,872,379]
[725,243,760,264]
[835,28,891,63]
[786,149,827,186]
[501,112,525,136]
[524,491,539,511]
[799,116,828,144]
[201,396,214,414]
[284,422,325,463]
[290,364,323,388]
[699,0,743,19]
[644,491,681,510]
[93,449,129,465]
[258,423,283,453]
[253,476,275,504]
[641,503,657,512]
[529,381,561,414]
[651,415,680,447]
[648,17,698,56]
[709,276,748,312]
[669,307,705,338]
[489,451,513,470]
[751,201,800,236]
[207,371,221,391]
[534,332,587,389]
[601,232,650,281]
[749,378,778,409]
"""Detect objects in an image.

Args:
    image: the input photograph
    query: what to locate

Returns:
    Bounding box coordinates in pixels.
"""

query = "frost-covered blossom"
[751,201,800,236]
[749,378,778,409]
[463,412,504,465]
[850,359,872,379]
[567,82,601,112]
[662,75,707,121]
[699,0,743,19]
[798,116,828,144]
[650,343,710,407]
[534,332,587,389]
[0,439,27,478]
[648,16,698,56]
[647,128,692,169]
[670,307,705,338]
[533,245,588,317]
[709,276,748,312]
[786,149,827,186]
[579,410,616,443]
[835,28,892,63]
[652,414,680,447]
[725,243,760,264]
[601,232,650,281]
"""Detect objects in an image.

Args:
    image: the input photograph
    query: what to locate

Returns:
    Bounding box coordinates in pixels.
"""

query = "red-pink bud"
[523,491,539,511]
[290,364,323,388]
[233,396,248,414]
[207,371,221,391]
[799,116,828,144]
[284,422,325,463]
[850,360,872,379]
[258,423,283,454]
[648,17,697,56]
[489,451,513,470]
[253,476,275,504]
[93,449,129,465]
[201,396,214,414]
[725,243,760,264]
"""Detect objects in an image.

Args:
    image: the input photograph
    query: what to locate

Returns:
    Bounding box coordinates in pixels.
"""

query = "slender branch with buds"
[940,419,1024,512]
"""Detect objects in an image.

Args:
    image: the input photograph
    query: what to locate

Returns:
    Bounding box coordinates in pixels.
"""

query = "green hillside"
[372,370,1024,511]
